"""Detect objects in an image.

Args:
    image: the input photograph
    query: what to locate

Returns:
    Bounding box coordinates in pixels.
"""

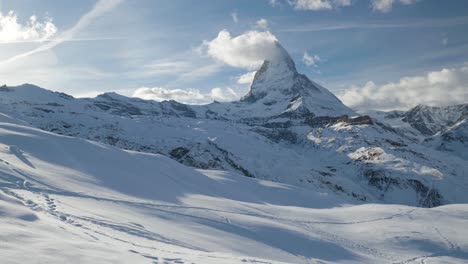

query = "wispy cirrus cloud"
[0,0,123,67]
[130,59,193,78]
[173,63,224,85]
[123,47,224,87]
[280,16,468,32]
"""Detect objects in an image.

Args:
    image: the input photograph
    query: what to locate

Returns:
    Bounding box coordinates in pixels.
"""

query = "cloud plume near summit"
[200,30,280,70]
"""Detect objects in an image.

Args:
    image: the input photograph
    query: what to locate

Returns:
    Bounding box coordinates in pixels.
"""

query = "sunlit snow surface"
[0,114,467,264]
[0,84,467,207]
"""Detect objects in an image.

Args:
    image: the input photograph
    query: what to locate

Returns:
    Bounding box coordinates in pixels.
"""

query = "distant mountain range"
[1,43,467,208]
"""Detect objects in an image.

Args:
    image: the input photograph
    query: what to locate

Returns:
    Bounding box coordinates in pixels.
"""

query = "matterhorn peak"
[241,42,301,102]
[260,42,297,73]
[240,42,354,117]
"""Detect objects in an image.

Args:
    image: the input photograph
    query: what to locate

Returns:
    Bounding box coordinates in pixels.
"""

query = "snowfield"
[0,43,467,263]
[1,114,467,264]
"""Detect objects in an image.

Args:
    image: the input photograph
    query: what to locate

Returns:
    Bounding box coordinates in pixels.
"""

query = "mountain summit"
[242,43,309,102]
[239,42,353,117]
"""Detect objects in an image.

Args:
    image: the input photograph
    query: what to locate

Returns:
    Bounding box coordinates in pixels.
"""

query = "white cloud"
[303,51,321,66]
[370,0,419,13]
[231,12,238,23]
[290,0,332,10]
[201,30,279,69]
[286,0,419,12]
[0,11,57,43]
[334,0,353,6]
[210,87,239,102]
[256,18,269,30]
[133,87,206,104]
[237,71,257,85]
[338,65,468,111]
[268,0,281,7]
[132,86,240,104]
[288,0,352,11]
[0,0,122,66]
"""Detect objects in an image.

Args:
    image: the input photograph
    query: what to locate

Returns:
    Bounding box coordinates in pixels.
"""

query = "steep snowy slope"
[425,118,468,160]
[0,44,466,208]
[0,114,467,263]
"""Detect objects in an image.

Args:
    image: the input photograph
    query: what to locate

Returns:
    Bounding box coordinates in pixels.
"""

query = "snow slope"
[0,114,467,263]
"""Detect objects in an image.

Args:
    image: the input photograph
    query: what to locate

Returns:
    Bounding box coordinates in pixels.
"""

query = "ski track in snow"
[0,100,466,263]
[2,179,467,264]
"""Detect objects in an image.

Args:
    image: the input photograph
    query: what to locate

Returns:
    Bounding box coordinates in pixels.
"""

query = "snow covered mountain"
[0,44,467,208]
[237,43,353,118]
[1,113,467,263]
[370,104,467,136]
[369,104,468,159]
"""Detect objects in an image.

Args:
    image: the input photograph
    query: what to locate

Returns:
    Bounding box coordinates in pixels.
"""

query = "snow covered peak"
[0,84,74,104]
[240,42,353,117]
[95,92,124,100]
[242,43,302,102]
[257,42,297,75]
[3,83,48,94]
[402,104,468,135]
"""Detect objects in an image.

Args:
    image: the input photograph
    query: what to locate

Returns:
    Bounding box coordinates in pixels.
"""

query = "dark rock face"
[401,104,468,136]
[402,108,435,136]
[364,168,443,207]
[305,115,373,128]
[162,101,196,118]
[290,74,321,96]
[254,128,298,144]
[407,179,443,208]
[93,94,144,116]
[0,85,13,92]
[168,143,255,178]
[169,147,190,159]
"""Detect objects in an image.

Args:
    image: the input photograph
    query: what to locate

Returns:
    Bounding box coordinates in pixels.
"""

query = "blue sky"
[0,0,467,110]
